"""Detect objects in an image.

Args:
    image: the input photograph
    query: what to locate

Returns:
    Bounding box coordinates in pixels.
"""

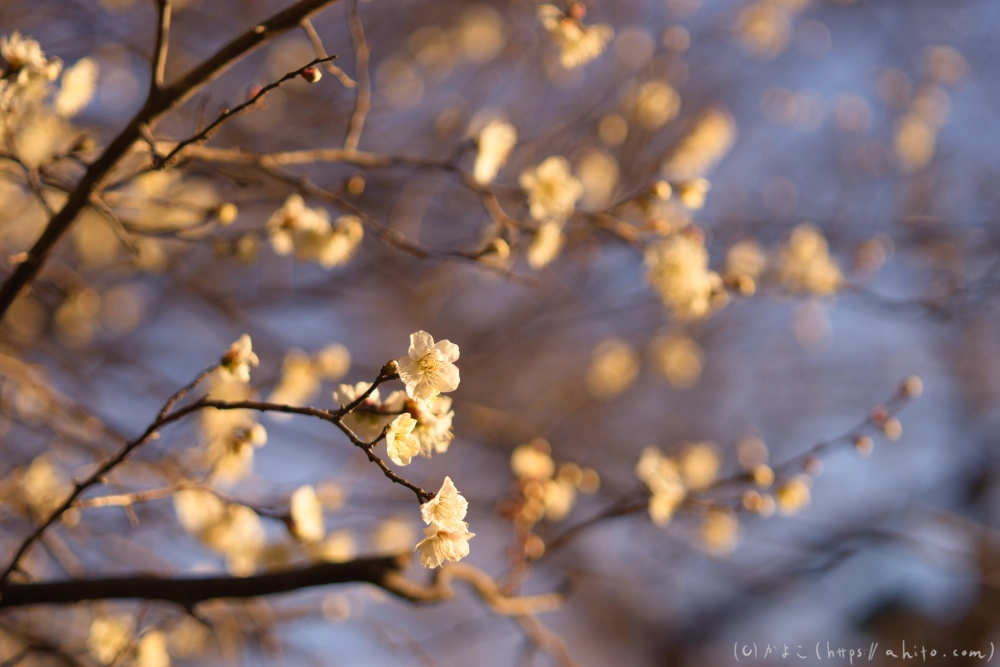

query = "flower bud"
[300,66,322,83]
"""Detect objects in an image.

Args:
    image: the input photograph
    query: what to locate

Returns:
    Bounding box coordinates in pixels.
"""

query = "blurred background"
[0,0,999,664]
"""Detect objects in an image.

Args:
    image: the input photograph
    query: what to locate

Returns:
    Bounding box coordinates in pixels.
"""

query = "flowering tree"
[0,0,995,665]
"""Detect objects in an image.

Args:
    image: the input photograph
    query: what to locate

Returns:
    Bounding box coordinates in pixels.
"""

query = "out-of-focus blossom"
[537,4,613,69]
[645,232,725,320]
[519,156,583,222]
[474,119,517,185]
[386,413,421,465]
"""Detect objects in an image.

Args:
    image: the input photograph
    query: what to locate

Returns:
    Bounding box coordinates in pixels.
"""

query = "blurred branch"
[0,0,343,323]
[0,363,219,589]
[150,0,172,93]
[546,381,920,554]
[344,0,370,151]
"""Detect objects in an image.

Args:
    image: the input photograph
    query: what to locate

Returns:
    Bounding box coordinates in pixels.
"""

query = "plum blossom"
[397,331,460,400]
[519,156,583,222]
[415,476,474,568]
[537,5,613,69]
[386,413,421,466]
[219,334,259,384]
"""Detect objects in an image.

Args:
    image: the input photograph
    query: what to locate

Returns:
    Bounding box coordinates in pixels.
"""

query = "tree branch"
[0,0,342,322]
[0,556,408,609]
[150,0,172,92]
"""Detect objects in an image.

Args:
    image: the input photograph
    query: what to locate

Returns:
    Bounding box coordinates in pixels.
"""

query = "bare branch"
[150,0,172,92]
[301,18,356,87]
[0,0,343,323]
[155,55,339,168]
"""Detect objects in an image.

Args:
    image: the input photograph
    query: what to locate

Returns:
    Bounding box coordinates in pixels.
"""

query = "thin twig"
[301,18,356,87]
[150,0,172,92]
[155,55,338,168]
[0,0,344,322]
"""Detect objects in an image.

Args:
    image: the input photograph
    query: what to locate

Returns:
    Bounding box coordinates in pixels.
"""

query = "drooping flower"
[474,119,517,185]
[219,334,259,384]
[537,5,613,69]
[397,331,460,400]
[414,476,475,568]
[519,156,583,222]
[414,523,476,569]
[386,413,421,466]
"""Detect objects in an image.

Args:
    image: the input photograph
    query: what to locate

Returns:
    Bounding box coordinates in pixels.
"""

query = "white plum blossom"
[397,331,460,400]
[219,334,259,384]
[413,395,455,456]
[474,119,517,185]
[415,523,475,569]
[419,476,468,527]
[415,476,475,569]
[386,413,421,466]
[519,156,583,222]
[537,5,614,70]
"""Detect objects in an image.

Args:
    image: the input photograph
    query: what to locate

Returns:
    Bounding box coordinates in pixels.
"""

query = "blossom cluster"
[415,476,475,568]
[267,194,364,269]
[537,4,614,70]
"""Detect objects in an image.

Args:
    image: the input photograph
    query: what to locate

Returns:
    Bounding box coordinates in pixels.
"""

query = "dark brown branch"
[0,0,342,322]
[0,556,408,609]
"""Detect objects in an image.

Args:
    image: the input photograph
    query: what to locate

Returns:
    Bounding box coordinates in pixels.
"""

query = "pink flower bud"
[300,66,322,84]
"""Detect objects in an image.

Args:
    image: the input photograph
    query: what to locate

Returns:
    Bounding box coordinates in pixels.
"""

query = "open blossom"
[219,334,259,383]
[519,156,583,222]
[474,119,517,185]
[644,232,725,320]
[415,476,474,568]
[412,395,455,456]
[397,331,460,400]
[537,5,613,69]
[386,413,421,466]
[420,476,468,526]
